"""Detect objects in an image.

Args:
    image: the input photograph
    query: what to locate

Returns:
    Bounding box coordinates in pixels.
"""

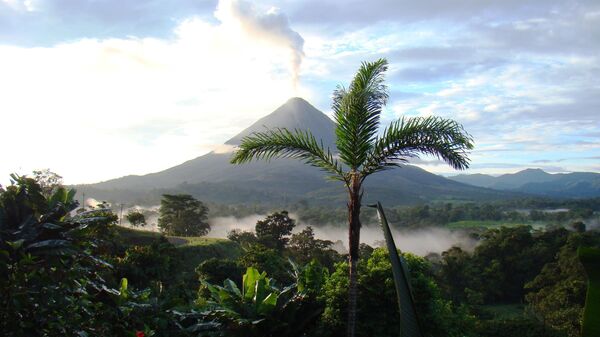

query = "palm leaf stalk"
[578,247,600,337]
[370,202,424,337]
[231,58,473,337]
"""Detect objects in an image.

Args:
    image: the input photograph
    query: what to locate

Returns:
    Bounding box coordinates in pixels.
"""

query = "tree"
[227,228,259,246]
[126,210,147,227]
[320,248,476,337]
[525,232,600,337]
[237,243,291,282]
[32,169,63,197]
[231,58,473,337]
[255,211,296,251]
[158,194,210,236]
[570,221,586,233]
[289,226,339,268]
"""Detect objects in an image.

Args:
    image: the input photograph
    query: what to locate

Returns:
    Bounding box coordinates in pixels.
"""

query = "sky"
[1,0,599,185]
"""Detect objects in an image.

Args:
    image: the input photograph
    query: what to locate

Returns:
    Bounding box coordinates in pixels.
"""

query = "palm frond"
[332,58,389,169]
[230,128,348,182]
[361,116,474,177]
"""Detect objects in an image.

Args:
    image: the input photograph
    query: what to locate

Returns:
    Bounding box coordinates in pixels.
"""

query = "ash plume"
[216,0,305,88]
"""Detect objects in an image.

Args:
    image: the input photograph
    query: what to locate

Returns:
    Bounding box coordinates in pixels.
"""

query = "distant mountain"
[449,169,600,198]
[76,97,516,206]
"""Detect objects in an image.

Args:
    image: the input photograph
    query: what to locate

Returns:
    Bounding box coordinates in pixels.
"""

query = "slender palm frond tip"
[230,128,347,182]
[361,116,474,177]
[333,58,389,169]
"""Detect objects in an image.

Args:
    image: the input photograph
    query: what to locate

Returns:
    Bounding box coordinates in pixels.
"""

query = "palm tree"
[231,58,473,337]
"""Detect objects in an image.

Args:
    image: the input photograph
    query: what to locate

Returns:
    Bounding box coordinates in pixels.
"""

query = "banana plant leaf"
[370,202,424,337]
[578,246,600,337]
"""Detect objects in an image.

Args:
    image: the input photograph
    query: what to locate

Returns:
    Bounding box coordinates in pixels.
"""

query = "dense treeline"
[207,198,599,228]
[384,199,598,228]
[2,174,599,336]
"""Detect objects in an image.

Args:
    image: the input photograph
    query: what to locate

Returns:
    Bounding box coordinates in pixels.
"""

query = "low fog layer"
[209,214,478,256]
[111,203,599,256]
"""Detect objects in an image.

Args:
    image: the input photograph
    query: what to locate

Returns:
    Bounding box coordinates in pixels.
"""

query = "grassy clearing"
[445,220,529,229]
[116,226,242,271]
[117,226,163,246]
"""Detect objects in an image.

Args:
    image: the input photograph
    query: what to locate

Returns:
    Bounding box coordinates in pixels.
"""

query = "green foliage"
[237,243,291,283]
[193,266,324,337]
[176,239,241,274]
[4,172,596,336]
[372,202,423,337]
[227,228,258,247]
[578,247,600,337]
[320,248,476,337]
[32,169,64,197]
[116,236,181,288]
[255,211,296,251]
[0,175,173,336]
[230,127,345,181]
[474,317,562,337]
[288,226,341,269]
[438,226,569,304]
[332,58,388,170]
[158,194,210,236]
[294,259,329,296]
[126,210,147,227]
[526,232,600,337]
[381,199,596,229]
[570,221,587,233]
[197,257,244,285]
[231,58,473,337]
[118,226,163,246]
[362,116,473,175]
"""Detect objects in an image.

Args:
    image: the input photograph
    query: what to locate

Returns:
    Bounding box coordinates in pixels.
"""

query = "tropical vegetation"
[1,173,599,336]
[231,58,474,336]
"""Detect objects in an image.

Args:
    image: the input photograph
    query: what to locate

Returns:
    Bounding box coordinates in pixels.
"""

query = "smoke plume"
[215,0,305,88]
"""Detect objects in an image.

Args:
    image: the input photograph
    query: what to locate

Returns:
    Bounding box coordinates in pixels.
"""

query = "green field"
[116,226,242,270]
[444,220,552,229]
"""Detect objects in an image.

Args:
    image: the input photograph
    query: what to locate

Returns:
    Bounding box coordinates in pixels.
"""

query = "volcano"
[77,98,513,205]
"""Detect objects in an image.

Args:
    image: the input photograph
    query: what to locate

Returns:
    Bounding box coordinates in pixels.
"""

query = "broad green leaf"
[258,292,278,315]
[119,278,128,299]
[224,279,242,298]
[243,267,260,301]
[7,239,25,250]
[25,239,70,251]
[218,288,233,303]
[254,277,269,305]
[41,223,62,230]
[66,188,76,203]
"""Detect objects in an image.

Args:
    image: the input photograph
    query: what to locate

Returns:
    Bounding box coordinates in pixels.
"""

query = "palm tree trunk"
[347,173,362,337]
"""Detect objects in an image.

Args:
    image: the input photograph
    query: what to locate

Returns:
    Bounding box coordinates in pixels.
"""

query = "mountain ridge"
[449,169,600,198]
[76,97,519,205]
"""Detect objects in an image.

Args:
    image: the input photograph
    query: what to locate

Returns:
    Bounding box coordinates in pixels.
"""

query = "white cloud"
[2,0,37,11]
[0,1,311,185]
